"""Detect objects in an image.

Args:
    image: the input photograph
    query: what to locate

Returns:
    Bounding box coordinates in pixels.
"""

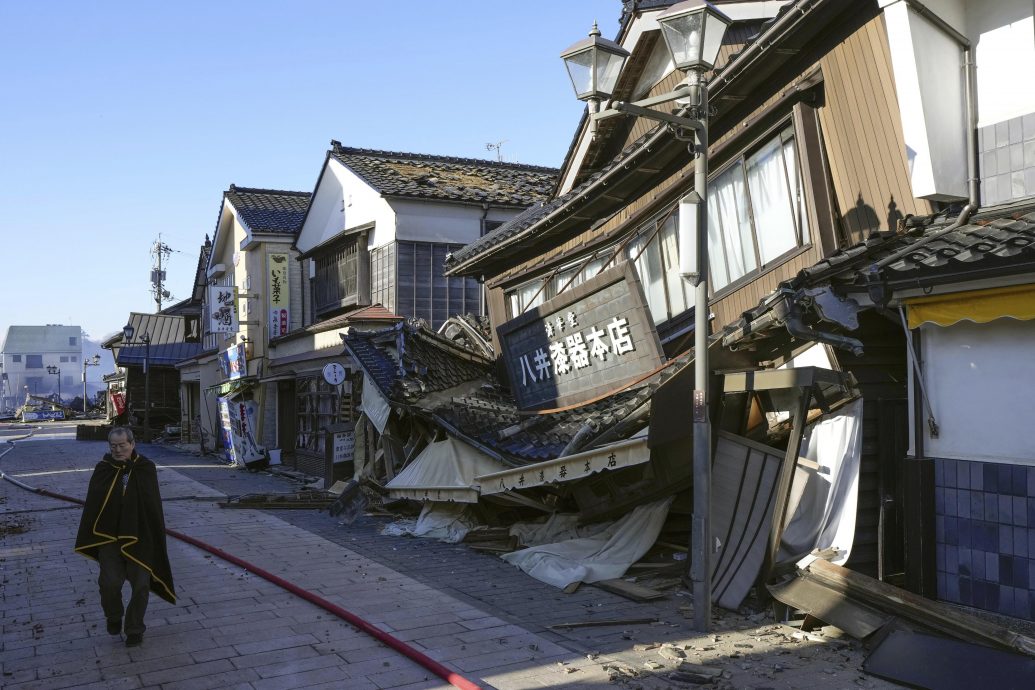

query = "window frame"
[706,120,813,299]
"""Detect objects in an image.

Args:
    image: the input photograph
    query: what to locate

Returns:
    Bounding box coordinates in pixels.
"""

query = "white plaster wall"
[295,159,394,253]
[390,199,496,245]
[968,0,1035,127]
[921,318,1035,464]
[882,0,968,200]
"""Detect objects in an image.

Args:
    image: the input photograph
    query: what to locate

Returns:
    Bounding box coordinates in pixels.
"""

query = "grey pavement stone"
[2,426,901,690]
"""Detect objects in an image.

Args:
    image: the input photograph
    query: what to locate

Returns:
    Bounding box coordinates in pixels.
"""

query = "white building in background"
[0,325,82,409]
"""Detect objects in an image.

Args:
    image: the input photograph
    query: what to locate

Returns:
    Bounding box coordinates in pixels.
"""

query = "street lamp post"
[122,324,152,429]
[563,0,730,632]
[82,354,101,415]
[46,365,61,404]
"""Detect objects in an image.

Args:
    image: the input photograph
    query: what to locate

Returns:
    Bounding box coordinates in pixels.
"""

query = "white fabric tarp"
[501,497,674,589]
[779,398,863,568]
[360,373,391,434]
[509,513,613,547]
[385,436,508,503]
[381,502,476,543]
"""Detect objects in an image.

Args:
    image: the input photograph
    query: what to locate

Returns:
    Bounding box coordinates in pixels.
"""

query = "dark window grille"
[314,240,359,315]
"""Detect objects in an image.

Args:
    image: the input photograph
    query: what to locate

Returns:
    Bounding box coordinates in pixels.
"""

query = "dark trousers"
[97,544,151,635]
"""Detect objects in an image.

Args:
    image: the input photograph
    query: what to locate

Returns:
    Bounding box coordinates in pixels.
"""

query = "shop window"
[708,125,810,292]
[506,252,614,319]
[294,376,340,454]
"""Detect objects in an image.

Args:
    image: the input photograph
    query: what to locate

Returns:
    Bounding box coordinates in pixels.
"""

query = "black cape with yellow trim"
[74,453,176,604]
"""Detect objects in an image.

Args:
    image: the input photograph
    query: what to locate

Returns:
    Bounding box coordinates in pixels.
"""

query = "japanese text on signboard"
[514,312,636,386]
[207,285,239,334]
[268,253,290,339]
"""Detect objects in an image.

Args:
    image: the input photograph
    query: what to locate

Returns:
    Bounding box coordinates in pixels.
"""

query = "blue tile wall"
[935,458,1035,621]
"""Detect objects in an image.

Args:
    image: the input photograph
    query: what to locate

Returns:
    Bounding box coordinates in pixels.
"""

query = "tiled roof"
[329,143,558,207]
[224,185,311,234]
[344,321,493,402]
[719,202,1035,348]
[799,206,1035,289]
[345,319,694,465]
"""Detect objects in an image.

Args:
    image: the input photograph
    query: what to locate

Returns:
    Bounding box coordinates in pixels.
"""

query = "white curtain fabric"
[746,136,798,265]
[501,497,674,589]
[509,513,613,547]
[627,232,668,325]
[779,398,864,568]
[659,213,693,316]
[709,161,755,289]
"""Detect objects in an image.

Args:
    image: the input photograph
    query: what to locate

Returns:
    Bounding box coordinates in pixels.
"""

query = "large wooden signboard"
[498,262,665,411]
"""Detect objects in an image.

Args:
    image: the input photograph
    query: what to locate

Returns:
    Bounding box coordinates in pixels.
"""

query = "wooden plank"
[807,559,1035,657]
[593,578,667,602]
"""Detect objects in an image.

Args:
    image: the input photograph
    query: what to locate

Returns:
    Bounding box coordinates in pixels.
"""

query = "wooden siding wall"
[487,15,930,338]
[818,14,932,245]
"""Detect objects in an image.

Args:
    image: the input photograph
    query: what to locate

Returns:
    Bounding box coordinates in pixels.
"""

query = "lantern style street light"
[122,323,152,429]
[563,0,730,632]
[82,354,101,415]
[560,22,630,135]
[46,365,62,404]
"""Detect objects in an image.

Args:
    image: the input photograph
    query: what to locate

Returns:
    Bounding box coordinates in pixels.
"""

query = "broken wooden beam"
[807,559,1035,657]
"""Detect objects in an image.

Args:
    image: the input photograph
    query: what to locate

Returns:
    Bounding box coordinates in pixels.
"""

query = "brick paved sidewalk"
[3,426,904,689]
[1,427,618,689]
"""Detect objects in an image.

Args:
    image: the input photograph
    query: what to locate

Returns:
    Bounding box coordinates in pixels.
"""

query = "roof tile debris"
[720,203,1035,348]
[329,143,558,207]
[344,319,691,464]
[224,185,312,234]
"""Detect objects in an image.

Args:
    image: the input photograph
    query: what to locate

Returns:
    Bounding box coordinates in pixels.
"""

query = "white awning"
[386,437,508,503]
[476,435,650,495]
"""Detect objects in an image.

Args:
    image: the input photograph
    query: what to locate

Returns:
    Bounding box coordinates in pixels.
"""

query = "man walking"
[75,427,175,646]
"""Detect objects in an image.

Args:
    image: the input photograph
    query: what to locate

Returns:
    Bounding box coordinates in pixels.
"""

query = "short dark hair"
[108,426,135,444]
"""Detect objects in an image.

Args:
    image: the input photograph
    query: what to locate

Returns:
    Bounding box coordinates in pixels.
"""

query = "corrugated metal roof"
[113,312,202,367]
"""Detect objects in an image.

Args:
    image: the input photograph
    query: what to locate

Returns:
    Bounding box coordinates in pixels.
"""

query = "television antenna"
[485,140,506,162]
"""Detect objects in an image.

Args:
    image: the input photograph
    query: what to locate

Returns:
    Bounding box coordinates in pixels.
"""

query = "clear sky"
[0,1,620,346]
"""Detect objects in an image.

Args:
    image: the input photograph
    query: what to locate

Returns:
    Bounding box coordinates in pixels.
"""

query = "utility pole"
[151,235,175,312]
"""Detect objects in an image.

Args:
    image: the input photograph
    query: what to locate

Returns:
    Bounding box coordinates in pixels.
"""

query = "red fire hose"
[0,436,484,690]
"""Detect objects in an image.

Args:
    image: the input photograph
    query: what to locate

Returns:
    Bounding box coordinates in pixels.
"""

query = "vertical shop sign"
[268,253,290,339]
[208,285,239,334]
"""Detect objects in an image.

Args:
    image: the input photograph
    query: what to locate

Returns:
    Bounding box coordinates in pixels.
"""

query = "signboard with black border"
[497,261,664,411]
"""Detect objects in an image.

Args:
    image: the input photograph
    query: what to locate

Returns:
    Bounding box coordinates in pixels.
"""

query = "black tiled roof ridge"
[227,184,312,198]
[331,143,559,174]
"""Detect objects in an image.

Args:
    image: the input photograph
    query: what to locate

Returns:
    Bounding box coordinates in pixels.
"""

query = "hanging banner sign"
[217,396,238,465]
[268,253,290,339]
[110,391,126,415]
[497,262,664,410]
[207,285,239,334]
[218,343,248,380]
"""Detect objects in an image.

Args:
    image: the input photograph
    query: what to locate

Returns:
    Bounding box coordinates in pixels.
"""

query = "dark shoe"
[125,633,143,647]
[106,619,121,635]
